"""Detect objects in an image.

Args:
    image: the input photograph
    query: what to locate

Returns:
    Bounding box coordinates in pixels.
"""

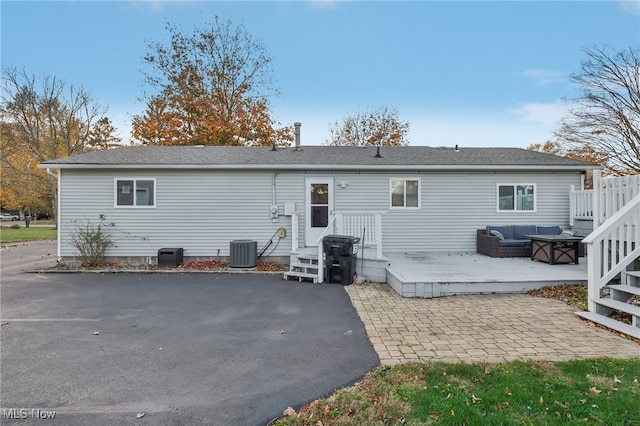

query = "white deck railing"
[569,186,593,225]
[314,212,383,284]
[594,171,640,226]
[570,171,640,226]
[334,211,383,259]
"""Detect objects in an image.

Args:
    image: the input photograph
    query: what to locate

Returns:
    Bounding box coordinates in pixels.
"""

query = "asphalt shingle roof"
[40,145,598,171]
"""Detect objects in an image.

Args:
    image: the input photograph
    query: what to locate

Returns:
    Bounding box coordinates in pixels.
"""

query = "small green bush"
[69,214,115,266]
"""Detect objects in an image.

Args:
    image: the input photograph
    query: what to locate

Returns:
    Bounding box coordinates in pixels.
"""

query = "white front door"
[305,177,334,246]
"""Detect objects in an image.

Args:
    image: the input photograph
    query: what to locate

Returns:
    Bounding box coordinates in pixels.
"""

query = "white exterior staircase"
[576,171,640,339]
[577,270,640,339]
[284,252,319,283]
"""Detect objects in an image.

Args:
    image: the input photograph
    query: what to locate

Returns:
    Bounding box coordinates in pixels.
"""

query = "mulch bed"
[48,260,288,273]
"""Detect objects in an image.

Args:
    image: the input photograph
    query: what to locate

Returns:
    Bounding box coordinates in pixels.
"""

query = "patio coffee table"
[528,235,583,265]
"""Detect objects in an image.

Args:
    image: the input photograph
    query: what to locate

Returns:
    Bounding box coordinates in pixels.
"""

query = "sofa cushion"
[537,225,562,235]
[487,226,513,240]
[560,229,577,237]
[499,239,531,247]
[512,225,537,240]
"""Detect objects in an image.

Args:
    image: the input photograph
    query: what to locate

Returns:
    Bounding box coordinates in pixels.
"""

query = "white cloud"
[520,69,566,86]
[620,0,640,15]
[509,100,571,127]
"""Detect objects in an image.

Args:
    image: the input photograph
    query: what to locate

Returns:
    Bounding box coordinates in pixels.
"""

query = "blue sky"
[2,1,639,147]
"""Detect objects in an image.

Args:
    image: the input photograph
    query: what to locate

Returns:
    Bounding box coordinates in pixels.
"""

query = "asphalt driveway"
[1,246,379,425]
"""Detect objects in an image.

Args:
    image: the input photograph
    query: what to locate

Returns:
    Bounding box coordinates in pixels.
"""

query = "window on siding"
[390,178,420,208]
[116,179,155,207]
[497,184,535,211]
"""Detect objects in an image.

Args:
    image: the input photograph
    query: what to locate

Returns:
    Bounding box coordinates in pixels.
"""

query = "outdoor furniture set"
[477,225,584,264]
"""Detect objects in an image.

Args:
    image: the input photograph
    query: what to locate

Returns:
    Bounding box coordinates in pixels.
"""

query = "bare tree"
[527,139,608,188]
[327,105,410,146]
[1,67,115,219]
[555,46,640,173]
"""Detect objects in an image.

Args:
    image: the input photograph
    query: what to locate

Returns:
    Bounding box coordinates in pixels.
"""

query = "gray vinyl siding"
[287,170,580,253]
[381,171,579,252]
[59,168,581,258]
[59,169,302,258]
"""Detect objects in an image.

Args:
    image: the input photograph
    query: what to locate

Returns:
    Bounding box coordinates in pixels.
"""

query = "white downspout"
[47,168,61,262]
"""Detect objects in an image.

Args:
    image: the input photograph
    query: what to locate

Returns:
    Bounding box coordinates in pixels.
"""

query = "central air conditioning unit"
[229,240,258,268]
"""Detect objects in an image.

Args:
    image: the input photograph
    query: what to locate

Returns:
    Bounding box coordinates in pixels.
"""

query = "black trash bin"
[322,235,360,285]
[158,248,184,268]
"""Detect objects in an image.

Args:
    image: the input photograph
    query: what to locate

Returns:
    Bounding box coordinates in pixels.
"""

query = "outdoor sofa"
[476,225,579,258]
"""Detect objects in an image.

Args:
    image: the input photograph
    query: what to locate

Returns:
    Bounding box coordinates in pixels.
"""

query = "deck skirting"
[384,251,588,298]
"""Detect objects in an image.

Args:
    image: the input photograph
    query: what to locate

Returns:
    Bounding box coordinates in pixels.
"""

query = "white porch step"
[283,270,318,283]
[623,270,640,286]
[608,284,640,297]
[594,298,640,318]
[290,262,319,271]
[294,253,318,262]
[576,311,640,339]
[284,252,320,283]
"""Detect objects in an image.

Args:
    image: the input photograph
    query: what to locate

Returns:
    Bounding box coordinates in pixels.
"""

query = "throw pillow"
[490,230,505,240]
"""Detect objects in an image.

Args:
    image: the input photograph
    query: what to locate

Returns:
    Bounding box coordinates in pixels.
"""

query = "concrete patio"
[385,251,588,298]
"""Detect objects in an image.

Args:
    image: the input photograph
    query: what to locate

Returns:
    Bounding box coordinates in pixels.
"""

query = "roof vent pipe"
[454,144,459,152]
[294,122,301,150]
[375,146,382,158]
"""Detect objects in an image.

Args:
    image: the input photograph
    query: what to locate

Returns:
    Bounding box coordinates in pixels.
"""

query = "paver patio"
[345,281,640,365]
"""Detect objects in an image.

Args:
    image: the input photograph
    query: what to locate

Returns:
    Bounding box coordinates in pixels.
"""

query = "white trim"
[41,164,596,172]
[57,169,61,262]
[305,177,334,246]
[496,183,537,213]
[114,178,157,208]
[389,177,421,210]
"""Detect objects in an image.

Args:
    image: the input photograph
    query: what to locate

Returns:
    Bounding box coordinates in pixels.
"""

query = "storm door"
[305,178,334,246]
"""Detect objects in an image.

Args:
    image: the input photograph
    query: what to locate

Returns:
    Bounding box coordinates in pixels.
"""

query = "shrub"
[69,214,115,266]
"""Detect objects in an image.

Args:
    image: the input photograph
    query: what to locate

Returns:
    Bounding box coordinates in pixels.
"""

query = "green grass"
[31,218,56,226]
[277,358,640,425]
[0,225,57,243]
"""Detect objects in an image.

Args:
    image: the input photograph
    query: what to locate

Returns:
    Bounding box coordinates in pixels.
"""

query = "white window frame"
[389,178,421,209]
[114,178,157,208]
[496,183,536,213]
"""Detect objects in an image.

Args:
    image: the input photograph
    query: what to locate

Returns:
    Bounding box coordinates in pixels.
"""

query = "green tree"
[327,105,410,146]
[133,17,293,147]
[555,46,640,173]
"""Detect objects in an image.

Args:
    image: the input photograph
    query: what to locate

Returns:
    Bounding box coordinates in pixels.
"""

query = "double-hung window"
[390,178,420,209]
[497,184,535,212]
[115,178,156,207]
